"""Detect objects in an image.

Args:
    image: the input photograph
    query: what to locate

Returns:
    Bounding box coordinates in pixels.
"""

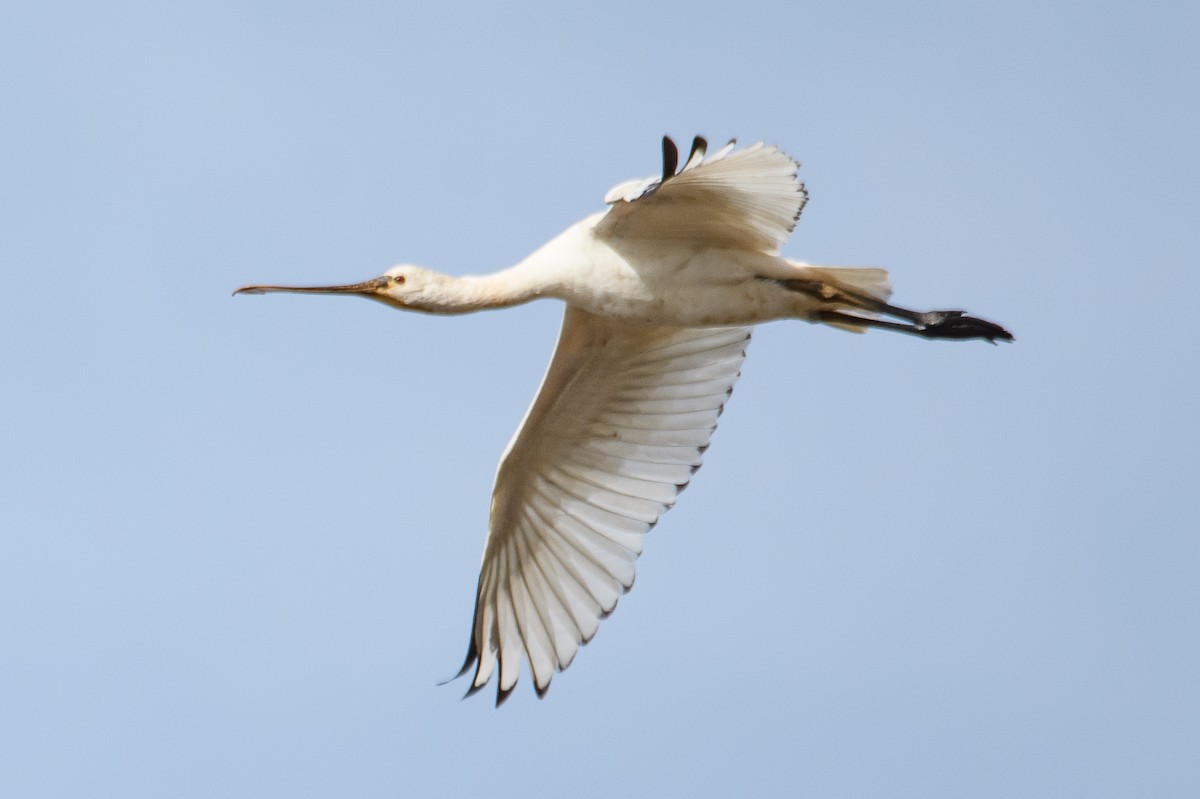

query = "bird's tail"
[797,264,892,301]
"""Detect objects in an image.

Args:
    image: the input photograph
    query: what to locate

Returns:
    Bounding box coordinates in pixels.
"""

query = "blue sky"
[2,1,1197,796]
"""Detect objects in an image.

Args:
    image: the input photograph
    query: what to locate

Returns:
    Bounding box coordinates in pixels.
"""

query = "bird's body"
[237,136,1011,705]
[420,227,876,326]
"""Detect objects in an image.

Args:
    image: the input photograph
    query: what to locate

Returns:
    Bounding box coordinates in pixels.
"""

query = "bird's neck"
[407,268,543,315]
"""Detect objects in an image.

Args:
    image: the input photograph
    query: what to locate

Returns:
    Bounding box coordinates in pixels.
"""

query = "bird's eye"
[392,275,406,285]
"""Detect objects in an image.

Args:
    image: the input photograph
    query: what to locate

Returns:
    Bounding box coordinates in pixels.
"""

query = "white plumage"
[480,312,750,697]
[237,135,1011,705]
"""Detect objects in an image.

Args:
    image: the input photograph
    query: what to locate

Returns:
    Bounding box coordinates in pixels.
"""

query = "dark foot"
[911,311,1014,343]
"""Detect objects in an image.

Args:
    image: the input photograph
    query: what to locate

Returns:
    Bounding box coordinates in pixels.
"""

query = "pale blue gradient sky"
[2,1,1197,796]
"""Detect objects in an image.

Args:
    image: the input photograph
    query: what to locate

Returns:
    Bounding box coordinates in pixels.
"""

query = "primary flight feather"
[236,135,1011,705]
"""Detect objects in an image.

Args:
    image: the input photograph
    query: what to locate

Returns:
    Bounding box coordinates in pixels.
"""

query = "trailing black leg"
[816,310,1014,343]
[773,277,1013,344]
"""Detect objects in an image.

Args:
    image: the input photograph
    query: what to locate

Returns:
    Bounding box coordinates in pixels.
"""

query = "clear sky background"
[3,1,1197,796]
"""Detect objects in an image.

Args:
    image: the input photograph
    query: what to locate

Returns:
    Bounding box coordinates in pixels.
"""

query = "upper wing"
[456,307,751,704]
[595,135,808,254]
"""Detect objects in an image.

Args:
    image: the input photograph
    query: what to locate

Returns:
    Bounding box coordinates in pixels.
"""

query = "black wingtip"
[495,683,514,708]
[442,634,478,684]
[661,135,679,182]
[688,135,708,165]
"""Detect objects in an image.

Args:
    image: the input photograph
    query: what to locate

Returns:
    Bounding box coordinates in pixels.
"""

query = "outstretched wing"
[595,135,808,254]
[455,307,751,704]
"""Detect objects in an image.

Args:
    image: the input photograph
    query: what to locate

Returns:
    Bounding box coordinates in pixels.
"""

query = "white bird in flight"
[237,136,1011,705]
